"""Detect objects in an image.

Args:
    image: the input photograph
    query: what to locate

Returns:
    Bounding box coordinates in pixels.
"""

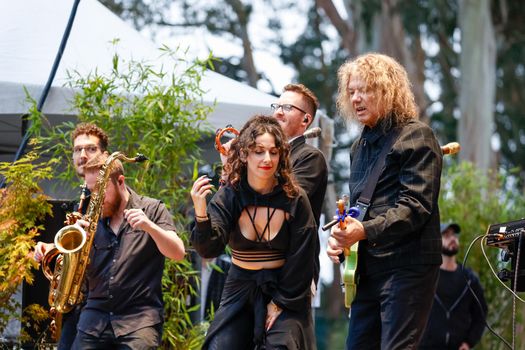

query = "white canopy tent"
[0,0,276,163]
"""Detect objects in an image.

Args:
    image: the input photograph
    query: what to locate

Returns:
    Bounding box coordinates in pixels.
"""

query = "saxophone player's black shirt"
[77,188,176,337]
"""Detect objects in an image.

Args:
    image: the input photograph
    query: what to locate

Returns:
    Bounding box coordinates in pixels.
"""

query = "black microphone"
[303,127,321,139]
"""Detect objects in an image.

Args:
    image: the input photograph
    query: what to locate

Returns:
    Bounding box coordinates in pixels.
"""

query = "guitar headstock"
[336,196,348,230]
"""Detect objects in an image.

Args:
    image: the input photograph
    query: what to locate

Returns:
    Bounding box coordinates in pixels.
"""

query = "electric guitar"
[322,197,360,308]
[339,199,361,308]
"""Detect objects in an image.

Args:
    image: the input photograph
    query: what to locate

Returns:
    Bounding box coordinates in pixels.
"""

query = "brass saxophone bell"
[54,224,87,254]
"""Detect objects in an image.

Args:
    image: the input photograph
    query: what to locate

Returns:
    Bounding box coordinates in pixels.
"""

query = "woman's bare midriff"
[232,257,285,270]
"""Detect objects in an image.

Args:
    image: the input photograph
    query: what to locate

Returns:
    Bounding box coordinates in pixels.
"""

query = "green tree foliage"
[439,160,525,349]
[278,4,346,119]
[396,0,460,138]
[100,0,264,88]
[0,144,55,343]
[493,0,525,186]
[96,0,525,186]
[36,46,214,349]
[396,0,525,180]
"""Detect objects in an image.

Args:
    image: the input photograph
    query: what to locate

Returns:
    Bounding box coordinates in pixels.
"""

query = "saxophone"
[41,152,148,334]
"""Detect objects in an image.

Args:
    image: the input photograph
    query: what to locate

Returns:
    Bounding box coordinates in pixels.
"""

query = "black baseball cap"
[440,223,461,234]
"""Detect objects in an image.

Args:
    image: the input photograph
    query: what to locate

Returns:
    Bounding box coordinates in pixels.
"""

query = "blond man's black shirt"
[349,118,443,275]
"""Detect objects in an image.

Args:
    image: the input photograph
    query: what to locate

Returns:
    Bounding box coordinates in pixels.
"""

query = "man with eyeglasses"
[272,83,328,297]
[271,84,327,228]
[33,122,109,350]
[70,123,109,177]
[34,122,109,261]
[71,153,185,349]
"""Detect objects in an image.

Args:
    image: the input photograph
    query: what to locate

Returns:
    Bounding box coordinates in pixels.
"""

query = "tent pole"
[0,0,81,188]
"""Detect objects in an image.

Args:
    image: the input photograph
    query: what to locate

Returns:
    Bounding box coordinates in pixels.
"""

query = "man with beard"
[420,223,487,350]
[72,154,185,349]
[33,122,109,349]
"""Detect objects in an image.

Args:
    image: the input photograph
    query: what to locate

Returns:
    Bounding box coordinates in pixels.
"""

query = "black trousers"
[57,306,81,350]
[204,265,315,350]
[346,264,439,350]
[72,323,162,350]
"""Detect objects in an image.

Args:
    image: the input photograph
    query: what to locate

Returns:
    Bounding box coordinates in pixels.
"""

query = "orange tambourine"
[214,125,239,156]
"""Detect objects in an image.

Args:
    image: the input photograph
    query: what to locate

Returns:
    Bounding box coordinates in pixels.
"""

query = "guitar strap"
[353,127,401,222]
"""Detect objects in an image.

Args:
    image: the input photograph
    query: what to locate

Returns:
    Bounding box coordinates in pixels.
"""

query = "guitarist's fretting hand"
[327,216,366,264]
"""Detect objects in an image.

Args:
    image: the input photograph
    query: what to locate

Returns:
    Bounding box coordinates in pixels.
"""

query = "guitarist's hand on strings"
[327,216,366,264]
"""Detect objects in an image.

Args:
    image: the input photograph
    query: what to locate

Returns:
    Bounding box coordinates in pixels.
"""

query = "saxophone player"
[34,122,110,261]
[33,122,109,349]
[72,154,185,349]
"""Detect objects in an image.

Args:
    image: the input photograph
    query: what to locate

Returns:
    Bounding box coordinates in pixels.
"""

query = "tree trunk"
[378,0,428,122]
[226,0,259,87]
[317,0,428,122]
[315,0,356,55]
[458,0,496,172]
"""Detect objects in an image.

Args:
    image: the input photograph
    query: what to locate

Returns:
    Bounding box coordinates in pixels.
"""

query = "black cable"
[462,234,513,349]
[511,231,523,349]
[0,0,82,189]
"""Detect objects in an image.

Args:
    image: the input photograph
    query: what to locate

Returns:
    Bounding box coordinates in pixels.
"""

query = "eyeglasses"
[270,103,307,115]
[73,145,100,155]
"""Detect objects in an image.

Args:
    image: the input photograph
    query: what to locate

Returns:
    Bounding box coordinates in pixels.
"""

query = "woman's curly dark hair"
[223,115,299,198]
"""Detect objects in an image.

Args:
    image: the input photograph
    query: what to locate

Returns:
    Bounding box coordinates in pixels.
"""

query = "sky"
[145,1,319,95]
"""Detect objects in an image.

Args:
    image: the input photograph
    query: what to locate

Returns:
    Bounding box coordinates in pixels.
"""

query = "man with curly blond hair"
[327,53,443,349]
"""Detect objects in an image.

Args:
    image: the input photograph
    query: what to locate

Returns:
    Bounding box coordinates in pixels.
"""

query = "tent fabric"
[0,0,275,160]
[0,0,276,112]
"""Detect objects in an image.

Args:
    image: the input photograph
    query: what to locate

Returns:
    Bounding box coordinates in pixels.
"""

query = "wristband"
[195,214,208,222]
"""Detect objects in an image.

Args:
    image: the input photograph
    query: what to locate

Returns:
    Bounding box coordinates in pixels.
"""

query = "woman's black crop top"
[229,218,290,262]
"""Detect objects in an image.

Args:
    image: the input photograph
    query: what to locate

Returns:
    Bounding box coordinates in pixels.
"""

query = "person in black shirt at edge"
[191,115,317,349]
[420,223,487,350]
[71,153,185,349]
[327,53,443,349]
[33,122,109,349]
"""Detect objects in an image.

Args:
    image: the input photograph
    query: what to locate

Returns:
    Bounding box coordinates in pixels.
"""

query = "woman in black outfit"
[191,115,317,350]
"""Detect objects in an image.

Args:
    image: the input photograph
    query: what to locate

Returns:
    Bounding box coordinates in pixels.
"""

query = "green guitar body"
[342,242,359,308]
